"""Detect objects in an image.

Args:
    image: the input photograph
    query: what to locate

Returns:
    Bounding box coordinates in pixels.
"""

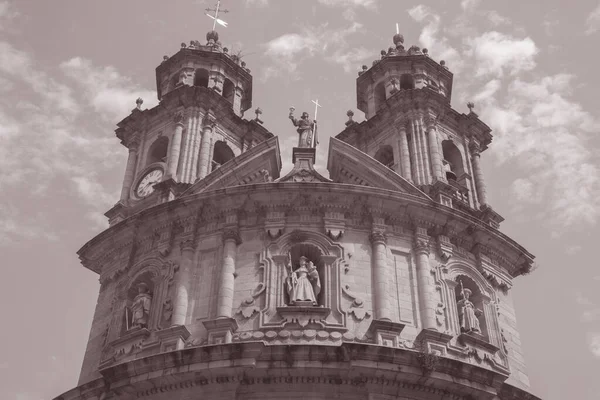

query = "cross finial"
[205,0,229,31]
[311,99,322,121]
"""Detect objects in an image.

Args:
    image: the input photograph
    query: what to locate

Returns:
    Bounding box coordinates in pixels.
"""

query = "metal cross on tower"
[311,99,322,148]
[205,0,229,30]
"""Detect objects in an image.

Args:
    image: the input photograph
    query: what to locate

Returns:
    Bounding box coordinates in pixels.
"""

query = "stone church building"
[54,28,541,400]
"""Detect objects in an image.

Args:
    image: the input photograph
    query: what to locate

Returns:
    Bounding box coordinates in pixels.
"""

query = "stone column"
[171,239,194,326]
[409,119,421,185]
[216,229,241,318]
[398,122,412,182]
[414,233,437,330]
[370,232,391,321]
[426,119,443,182]
[470,142,488,206]
[198,115,215,180]
[120,143,138,201]
[166,112,184,180]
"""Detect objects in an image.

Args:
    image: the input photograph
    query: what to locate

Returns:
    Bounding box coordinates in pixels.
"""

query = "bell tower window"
[146,136,169,166]
[223,78,235,104]
[374,145,394,169]
[194,68,209,87]
[400,73,415,90]
[211,140,235,171]
[442,140,464,181]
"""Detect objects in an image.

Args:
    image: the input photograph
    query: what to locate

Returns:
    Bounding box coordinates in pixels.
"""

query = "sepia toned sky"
[0,0,599,399]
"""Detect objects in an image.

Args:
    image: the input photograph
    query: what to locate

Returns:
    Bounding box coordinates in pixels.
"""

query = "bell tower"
[339,33,502,228]
[105,30,273,225]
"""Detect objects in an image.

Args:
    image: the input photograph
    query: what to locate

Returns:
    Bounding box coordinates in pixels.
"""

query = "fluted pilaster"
[398,122,412,182]
[198,115,216,180]
[414,233,437,330]
[171,238,194,326]
[470,142,487,206]
[216,229,241,318]
[370,232,391,321]
[426,118,443,182]
[166,112,184,180]
[120,143,138,201]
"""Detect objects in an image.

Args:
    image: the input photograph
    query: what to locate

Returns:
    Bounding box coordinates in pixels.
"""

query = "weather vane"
[205,0,229,30]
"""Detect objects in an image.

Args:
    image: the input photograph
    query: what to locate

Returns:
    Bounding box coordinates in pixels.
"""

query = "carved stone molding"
[369,232,387,245]
[414,238,430,254]
[173,111,185,125]
[437,234,453,261]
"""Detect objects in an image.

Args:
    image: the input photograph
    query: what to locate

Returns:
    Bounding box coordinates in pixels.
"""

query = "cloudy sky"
[0,0,599,399]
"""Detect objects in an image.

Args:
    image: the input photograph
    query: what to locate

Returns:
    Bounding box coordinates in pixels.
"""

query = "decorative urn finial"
[206,30,219,44]
[467,102,475,113]
[136,98,143,110]
[345,110,355,127]
[393,33,404,45]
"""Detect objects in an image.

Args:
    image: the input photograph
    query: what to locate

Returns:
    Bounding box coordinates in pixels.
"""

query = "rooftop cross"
[205,0,229,31]
[311,99,322,148]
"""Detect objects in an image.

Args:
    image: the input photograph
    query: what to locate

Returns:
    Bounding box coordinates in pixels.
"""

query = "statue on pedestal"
[289,108,316,148]
[130,283,152,329]
[286,255,321,306]
[456,287,482,334]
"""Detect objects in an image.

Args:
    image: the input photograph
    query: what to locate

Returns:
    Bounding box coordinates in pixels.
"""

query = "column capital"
[369,232,387,245]
[180,238,195,253]
[414,237,431,255]
[223,229,242,245]
[173,111,185,126]
[202,114,217,130]
[423,115,437,130]
[469,141,482,156]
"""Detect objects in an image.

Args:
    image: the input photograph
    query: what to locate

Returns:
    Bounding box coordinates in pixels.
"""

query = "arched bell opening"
[193,68,209,87]
[373,81,386,112]
[211,140,235,172]
[454,275,488,340]
[146,136,169,166]
[284,243,324,306]
[442,140,464,182]
[400,73,415,90]
[223,78,235,104]
[374,145,394,169]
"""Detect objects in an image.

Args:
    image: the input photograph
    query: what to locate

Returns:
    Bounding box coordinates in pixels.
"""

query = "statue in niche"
[288,108,316,148]
[286,255,321,306]
[130,283,152,329]
[456,285,482,334]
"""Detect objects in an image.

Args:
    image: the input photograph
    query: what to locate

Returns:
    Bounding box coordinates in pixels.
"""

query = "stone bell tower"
[105,30,274,225]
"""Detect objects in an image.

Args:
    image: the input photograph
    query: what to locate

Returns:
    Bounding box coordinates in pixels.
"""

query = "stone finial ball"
[163,55,169,61]
[423,48,429,55]
[223,47,229,53]
[181,42,187,48]
[347,110,354,117]
[206,30,219,42]
[136,97,143,106]
[393,33,404,45]
[362,65,368,70]
[241,61,246,67]
[380,50,386,56]
[440,60,446,66]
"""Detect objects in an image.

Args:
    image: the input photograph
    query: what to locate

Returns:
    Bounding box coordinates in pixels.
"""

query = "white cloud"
[326,47,371,72]
[585,3,600,35]
[407,5,462,72]
[318,0,376,9]
[244,0,268,6]
[0,1,18,30]
[460,0,480,11]
[60,57,157,121]
[263,22,366,78]
[467,31,537,77]
[588,333,600,357]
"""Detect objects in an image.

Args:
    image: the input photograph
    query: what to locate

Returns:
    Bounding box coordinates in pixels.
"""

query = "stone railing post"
[370,232,391,321]
[166,112,184,180]
[216,229,241,318]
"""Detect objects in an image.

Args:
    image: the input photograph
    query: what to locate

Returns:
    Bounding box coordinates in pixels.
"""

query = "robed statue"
[289,108,316,148]
[456,287,482,334]
[286,255,321,306]
[130,282,152,329]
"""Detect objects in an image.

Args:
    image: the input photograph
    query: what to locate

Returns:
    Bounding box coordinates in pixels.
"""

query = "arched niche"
[442,140,465,181]
[373,145,394,169]
[108,257,177,343]
[146,136,169,166]
[194,68,209,87]
[400,73,415,90]
[438,262,502,350]
[223,78,235,104]
[211,140,235,171]
[256,231,347,331]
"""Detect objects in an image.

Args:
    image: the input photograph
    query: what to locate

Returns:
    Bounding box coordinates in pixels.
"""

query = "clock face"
[135,169,163,198]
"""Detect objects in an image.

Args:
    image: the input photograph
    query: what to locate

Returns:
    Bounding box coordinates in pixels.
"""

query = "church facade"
[54,29,541,400]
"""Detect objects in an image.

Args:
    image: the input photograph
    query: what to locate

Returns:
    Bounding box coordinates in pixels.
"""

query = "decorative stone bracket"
[202,318,238,345]
[437,234,453,262]
[265,210,285,239]
[324,211,345,240]
[366,320,405,347]
[276,306,331,329]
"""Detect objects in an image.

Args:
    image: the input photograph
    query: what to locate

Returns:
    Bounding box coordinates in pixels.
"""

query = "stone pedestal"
[416,328,453,355]
[277,306,331,329]
[202,318,238,345]
[367,319,405,347]
[154,325,191,352]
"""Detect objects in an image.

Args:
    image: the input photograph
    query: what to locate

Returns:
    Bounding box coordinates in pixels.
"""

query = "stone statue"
[286,255,321,306]
[130,283,152,329]
[289,108,315,148]
[456,287,482,334]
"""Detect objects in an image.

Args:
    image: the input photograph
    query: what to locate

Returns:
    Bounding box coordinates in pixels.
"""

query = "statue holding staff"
[456,280,482,334]
[286,255,321,306]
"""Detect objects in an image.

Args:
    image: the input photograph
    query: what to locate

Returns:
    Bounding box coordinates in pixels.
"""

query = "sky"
[0,0,599,399]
